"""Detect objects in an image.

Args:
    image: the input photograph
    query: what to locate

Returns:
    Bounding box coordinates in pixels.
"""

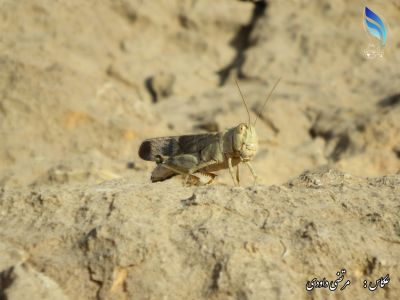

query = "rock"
[0,171,399,299]
[309,105,400,176]
[1,264,69,300]
[146,72,176,103]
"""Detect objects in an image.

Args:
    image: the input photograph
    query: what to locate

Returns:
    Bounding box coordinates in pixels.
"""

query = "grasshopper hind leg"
[151,164,177,182]
[151,154,200,184]
[151,154,218,186]
[188,172,217,186]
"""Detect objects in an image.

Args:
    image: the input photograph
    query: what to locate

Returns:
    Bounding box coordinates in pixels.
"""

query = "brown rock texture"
[1,170,399,299]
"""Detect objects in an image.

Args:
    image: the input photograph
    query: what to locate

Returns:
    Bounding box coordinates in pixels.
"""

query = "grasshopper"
[138,79,281,186]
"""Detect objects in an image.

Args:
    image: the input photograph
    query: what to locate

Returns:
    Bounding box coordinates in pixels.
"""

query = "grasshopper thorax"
[232,123,258,161]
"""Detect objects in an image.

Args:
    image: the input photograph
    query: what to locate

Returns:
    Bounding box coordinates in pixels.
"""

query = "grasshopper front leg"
[228,157,239,186]
[245,162,258,186]
[236,164,240,186]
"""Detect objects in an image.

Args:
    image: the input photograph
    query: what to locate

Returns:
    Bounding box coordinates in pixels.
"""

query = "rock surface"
[0,0,399,299]
[1,170,399,299]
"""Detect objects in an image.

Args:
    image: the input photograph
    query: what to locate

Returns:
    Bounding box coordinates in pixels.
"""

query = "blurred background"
[0,0,399,187]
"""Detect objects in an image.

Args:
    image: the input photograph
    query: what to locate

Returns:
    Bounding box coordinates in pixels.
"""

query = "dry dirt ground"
[0,0,399,299]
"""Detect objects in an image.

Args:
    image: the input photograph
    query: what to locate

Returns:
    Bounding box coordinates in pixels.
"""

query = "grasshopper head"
[233,123,258,161]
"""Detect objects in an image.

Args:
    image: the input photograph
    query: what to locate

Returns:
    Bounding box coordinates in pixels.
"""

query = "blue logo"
[363,7,387,59]
[364,7,387,47]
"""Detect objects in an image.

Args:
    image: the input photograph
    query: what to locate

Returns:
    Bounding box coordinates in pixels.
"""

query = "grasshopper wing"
[138,133,219,161]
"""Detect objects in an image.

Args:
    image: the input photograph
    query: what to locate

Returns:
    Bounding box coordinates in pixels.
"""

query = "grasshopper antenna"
[235,79,251,125]
[254,77,281,126]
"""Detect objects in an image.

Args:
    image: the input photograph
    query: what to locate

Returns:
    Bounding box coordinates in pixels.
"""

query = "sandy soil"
[0,0,399,299]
